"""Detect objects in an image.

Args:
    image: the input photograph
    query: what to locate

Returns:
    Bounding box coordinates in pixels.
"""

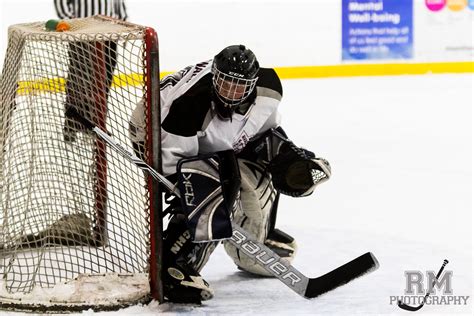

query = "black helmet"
[212,45,259,118]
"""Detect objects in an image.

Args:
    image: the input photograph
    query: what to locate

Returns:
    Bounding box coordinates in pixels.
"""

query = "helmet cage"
[212,63,258,108]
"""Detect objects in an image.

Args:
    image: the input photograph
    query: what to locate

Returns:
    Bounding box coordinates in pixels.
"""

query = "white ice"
[3,73,472,316]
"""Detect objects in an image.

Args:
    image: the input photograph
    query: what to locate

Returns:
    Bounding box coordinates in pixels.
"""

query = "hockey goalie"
[129,45,331,303]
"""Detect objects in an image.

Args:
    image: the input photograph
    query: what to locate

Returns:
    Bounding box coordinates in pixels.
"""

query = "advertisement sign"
[342,0,414,60]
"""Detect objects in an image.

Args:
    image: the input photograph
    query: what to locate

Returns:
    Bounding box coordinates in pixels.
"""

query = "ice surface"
[2,74,472,315]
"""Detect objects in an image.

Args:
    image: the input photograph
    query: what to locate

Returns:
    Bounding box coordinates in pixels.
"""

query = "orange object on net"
[56,21,71,32]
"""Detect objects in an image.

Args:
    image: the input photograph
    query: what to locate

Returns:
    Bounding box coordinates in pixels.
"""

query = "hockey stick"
[230,227,378,298]
[397,259,449,311]
[66,107,379,299]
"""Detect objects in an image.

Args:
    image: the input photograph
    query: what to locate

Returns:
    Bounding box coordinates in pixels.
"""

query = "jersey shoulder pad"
[256,68,283,97]
[161,73,213,137]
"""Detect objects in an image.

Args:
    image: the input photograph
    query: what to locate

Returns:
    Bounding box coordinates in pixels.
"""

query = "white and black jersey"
[130,61,283,175]
[54,0,127,20]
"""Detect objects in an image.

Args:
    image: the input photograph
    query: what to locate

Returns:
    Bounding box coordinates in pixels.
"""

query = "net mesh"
[0,16,158,310]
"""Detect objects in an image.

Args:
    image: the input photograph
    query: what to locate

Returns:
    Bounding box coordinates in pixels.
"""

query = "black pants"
[64,41,118,137]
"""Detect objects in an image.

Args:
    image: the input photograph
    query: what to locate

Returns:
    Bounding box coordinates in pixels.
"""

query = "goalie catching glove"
[268,142,331,197]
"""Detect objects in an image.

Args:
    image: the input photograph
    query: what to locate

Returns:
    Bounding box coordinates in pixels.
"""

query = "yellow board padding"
[17,72,144,95]
[272,62,474,79]
[112,72,143,88]
[160,62,473,79]
[15,62,473,95]
[17,77,66,95]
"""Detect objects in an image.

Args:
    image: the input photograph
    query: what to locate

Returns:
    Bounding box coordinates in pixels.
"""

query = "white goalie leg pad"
[223,159,295,277]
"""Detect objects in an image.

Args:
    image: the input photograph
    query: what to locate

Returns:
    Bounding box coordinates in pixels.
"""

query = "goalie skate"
[163,262,214,304]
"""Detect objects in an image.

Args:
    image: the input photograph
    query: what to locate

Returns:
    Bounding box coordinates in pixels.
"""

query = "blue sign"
[342,0,413,60]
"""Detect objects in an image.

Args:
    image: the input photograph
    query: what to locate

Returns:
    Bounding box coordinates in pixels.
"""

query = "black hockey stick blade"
[397,259,449,311]
[304,252,379,298]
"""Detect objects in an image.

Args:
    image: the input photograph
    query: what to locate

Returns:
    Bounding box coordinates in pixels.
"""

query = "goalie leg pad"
[177,150,241,242]
[223,160,297,277]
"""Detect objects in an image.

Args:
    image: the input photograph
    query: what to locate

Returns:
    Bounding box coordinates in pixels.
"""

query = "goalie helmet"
[212,45,259,119]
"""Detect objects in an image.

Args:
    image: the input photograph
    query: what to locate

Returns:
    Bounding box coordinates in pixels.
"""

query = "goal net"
[0,16,162,312]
